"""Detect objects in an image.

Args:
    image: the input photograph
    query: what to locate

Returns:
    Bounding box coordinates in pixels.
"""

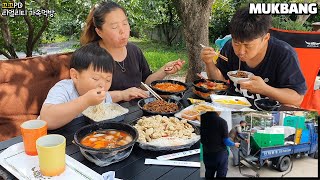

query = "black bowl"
[254,98,280,111]
[137,97,183,116]
[150,80,188,95]
[193,79,229,94]
[73,122,138,167]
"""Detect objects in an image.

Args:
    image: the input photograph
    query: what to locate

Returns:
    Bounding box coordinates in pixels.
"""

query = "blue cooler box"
[300,129,310,143]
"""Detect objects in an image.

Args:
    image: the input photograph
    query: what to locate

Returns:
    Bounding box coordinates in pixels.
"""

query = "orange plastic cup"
[20,120,47,156]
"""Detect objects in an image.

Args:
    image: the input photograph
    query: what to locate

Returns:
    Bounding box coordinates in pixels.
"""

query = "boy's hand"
[83,87,106,106]
[200,47,218,64]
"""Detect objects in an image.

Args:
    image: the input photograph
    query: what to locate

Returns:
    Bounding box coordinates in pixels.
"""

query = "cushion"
[0,52,72,141]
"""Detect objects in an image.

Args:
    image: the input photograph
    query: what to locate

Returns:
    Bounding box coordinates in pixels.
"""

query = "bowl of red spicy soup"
[73,122,138,167]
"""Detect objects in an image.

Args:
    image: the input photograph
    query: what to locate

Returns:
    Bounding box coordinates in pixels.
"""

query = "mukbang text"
[249,3,318,15]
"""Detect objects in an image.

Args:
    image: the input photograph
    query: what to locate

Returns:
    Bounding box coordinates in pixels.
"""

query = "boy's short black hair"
[70,43,114,73]
[240,120,247,124]
[229,6,272,42]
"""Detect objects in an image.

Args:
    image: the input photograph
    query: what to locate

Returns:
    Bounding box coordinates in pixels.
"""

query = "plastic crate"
[284,116,306,129]
[253,133,284,148]
[300,129,310,143]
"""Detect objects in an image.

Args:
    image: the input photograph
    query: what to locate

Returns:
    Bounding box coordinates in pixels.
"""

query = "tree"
[0,0,52,59]
[117,0,181,46]
[172,0,215,82]
[296,0,320,25]
[0,14,18,59]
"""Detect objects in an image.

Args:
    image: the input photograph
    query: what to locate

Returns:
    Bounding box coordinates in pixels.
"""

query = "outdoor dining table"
[0,84,303,180]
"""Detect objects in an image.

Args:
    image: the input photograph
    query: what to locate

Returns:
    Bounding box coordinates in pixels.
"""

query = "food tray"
[82,103,129,123]
[175,102,232,126]
[0,142,103,180]
[210,94,252,109]
[132,116,200,151]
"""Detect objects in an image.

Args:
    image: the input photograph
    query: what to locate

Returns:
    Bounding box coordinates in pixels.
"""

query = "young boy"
[40,43,114,129]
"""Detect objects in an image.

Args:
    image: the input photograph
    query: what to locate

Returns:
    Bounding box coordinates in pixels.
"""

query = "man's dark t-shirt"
[216,36,307,101]
[201,112,229,154]
[95,42,152,91]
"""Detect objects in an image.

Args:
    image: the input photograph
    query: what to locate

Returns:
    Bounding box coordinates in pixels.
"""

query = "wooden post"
[312,22,320,32]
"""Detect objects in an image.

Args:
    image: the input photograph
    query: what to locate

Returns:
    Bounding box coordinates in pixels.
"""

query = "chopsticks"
[141,82,163,101]
[200,44,228,62]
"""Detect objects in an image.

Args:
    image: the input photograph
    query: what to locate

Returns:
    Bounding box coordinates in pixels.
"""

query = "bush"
[272,16,313,31]
[209,0,239,42]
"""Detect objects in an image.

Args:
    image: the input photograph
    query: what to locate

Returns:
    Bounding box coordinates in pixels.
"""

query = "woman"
[80,1,185,102]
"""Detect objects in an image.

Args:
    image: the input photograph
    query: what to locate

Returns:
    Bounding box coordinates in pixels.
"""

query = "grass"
[40,35,189,75]
[130,37,188,76]
[41,34,70,44]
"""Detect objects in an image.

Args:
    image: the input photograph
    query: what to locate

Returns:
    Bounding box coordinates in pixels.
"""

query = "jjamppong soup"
[81,130,133,149]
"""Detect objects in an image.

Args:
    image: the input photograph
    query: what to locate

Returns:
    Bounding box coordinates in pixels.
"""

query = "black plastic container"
[192,79,229,94]
[254,98,280,111]
[137,97,183,116]
[150,80,188,95]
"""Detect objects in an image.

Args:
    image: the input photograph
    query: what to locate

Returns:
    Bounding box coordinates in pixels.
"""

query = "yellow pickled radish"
[212,50,220,64]
[188,98,205,104]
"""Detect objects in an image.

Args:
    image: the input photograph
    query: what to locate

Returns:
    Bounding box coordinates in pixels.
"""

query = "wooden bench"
[0,52,72,141]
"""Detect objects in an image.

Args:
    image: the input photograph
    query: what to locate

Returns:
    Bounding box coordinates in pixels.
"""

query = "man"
[229,120,248,166]
[201,112,240,178]
[200,7,307,107]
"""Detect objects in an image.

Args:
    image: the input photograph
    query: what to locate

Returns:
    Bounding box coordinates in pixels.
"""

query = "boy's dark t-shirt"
[95,42,152,91]
[216,36,307,101]
[201,112,228,154]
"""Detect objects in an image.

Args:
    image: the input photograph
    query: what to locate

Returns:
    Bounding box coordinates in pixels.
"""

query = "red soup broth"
[80,130,133,149]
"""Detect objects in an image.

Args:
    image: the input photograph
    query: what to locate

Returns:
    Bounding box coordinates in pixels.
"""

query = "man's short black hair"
[240,120,247,124]
[70,43,114,73]
[229,6,272,42]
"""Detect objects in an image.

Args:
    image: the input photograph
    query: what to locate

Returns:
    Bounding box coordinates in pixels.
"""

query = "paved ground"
[0,41,77,60]
[200,154,318,178]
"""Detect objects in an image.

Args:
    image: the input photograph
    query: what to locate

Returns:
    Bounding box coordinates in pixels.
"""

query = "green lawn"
[130,38,188,76]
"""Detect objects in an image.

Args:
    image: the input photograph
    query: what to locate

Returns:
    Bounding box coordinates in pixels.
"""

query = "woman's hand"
[163,59,185,74]
[82,87,106,106]
[122,87,149,101]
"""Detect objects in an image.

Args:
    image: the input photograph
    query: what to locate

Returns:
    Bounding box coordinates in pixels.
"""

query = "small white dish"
[227,70,254,84]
